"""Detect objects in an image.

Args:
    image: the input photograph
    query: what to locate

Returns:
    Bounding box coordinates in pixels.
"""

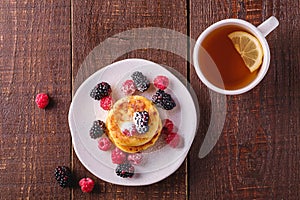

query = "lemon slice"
[228,31,263,72]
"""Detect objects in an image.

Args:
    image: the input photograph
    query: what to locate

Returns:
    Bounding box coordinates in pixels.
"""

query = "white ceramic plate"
[69,58,198,186]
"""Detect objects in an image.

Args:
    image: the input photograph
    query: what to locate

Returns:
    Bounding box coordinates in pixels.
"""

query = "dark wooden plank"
[0,0,71,199]
[72,0,188,199]
[189,0,300,199]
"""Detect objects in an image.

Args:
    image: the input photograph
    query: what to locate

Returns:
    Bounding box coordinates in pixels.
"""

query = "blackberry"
[133,111,149,134]
[54,166,73,188]
[152,89,176,110]
[89,120,107,139]
[115,163,135,178]
[131,71,150,92]
[90,82,111,100]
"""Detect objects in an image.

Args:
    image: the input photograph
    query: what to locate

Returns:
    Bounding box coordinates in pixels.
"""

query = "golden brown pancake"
[106,123,162,153]
[106,95,162,153]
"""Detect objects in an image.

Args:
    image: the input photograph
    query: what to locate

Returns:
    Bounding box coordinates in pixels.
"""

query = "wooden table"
[1,0,299,199]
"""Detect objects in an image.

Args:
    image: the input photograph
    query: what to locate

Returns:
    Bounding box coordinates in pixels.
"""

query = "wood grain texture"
[0,0,71,199]
[1,0,299,199]
[189,0,300,199]
[72,0,188,199]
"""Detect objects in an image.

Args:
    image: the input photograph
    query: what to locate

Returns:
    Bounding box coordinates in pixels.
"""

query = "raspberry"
[98,137,112,151]
[90,82,111,100]
[89,120,107,139]
[127,153,143,165]
[161,127,169,135]
[133,111,149,134]
[121,122,138,136]
[122,129,130,136]
[153,75,169,90]
[152,89,176,110]
[121,80,136,95]
[122,127,137,136]
[100,96,113,110]
[35,93,49,109]
[79,178,95,193]
[115,163,135,178]
[131,71,150,92]
[111,148,127,164]
[165,132,180,148]
[54,166,73,188]
[163,119,174,133]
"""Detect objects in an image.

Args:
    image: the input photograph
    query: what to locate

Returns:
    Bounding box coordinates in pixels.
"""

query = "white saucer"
[68,58,198,186]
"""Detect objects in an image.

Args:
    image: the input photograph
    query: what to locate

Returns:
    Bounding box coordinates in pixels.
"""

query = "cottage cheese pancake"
[107,123,162,153]
[106,95,162,153]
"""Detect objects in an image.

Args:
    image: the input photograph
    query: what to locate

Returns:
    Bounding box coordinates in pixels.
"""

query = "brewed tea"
[200,25,261,90]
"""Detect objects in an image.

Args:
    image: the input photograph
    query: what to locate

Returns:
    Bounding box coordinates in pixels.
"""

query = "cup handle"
[257,16,279,37]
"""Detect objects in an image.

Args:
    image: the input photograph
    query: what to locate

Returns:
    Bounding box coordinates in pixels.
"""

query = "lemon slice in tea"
[228,31,263,72]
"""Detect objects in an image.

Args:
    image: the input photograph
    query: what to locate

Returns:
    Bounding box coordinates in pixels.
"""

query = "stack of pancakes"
[106,95,162,153]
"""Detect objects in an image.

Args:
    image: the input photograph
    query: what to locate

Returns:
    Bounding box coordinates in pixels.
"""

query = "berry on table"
[121,80,136,95]
[152,89,176,110]
[54,166,73,188]
[89,120,107,139]
[90,82,111,100]
[111,147,127,164]
[35,93,49,109]
[153,75,169,90]
[100,96,113,110]
[79,177,95,193]
[115,163,135,178]
[98,137,112,151]
[131,71,150,92]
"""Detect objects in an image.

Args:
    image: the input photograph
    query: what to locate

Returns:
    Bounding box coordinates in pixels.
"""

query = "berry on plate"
[98,137,112,151]
[79,177,95,193]
[122,126,138,137]
[163,119,174,133]
[100,96,113,110]
[165,132,181,148]
[153,75,169,90]
[89,120,107,139]
[121,122,138,136]
[35,93,49,109]
[111,147,127,164]
[54,166,73,188]
[133,111,149,134]
[152,89,176,110]
[115,163,135,178]
[131,71,150,92]
[127,153,143,165]
[121,80,136,95]
[90,82,111,100]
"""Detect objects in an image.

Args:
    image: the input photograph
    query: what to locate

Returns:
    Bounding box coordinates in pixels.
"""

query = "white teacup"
[193,16,279,95]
